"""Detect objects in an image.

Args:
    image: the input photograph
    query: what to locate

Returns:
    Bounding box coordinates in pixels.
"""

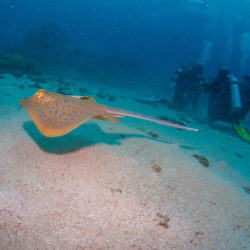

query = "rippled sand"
[0,74,249,249]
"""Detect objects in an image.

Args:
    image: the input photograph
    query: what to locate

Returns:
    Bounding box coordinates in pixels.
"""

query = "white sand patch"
[0,120,249,249]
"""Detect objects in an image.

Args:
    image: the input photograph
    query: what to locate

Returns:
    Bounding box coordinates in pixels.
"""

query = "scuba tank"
[230,76,242,112]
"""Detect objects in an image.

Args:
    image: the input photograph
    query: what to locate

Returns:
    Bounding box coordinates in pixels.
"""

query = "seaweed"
[134,148,143,154]
[138,128,159,138]
[110,188,122,193]
[0,53,41,75]
[195,232,205,236]
[157,213,170,229]
[147,131,159,138]
[192,154,209,168]
[243,186,250,194]
[236,153,244,158]
[152,164,161,173]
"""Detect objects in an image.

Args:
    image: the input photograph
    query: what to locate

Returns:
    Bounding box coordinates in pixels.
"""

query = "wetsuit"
[205,73,232,125]
[239,77,250,121]
[171,68,190,111]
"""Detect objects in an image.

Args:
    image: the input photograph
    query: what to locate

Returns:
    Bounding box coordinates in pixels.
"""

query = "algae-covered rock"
[0,53,41,75]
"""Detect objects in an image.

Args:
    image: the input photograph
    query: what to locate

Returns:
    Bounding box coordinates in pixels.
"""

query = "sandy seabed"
[0,74,249,249]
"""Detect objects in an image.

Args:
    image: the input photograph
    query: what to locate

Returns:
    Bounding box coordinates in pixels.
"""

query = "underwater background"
[1,0,250,95]
[0,0,249,249]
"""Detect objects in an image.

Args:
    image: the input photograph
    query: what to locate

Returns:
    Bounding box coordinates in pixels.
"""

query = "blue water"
[1,0,250,90]
[0,1,250,248]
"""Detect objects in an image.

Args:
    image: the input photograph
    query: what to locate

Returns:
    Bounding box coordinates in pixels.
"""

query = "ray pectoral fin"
[20,98,29,108]
[35,115,93,137]
[21,103,94,137]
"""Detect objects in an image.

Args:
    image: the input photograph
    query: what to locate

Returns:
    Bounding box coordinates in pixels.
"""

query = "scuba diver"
[186,63,204,113]
[240,75,250,120]
[171,63,204,112]
[171,66,189,111]
[205,68,250,143]
[205,68,235,125]
[232,75,250,143]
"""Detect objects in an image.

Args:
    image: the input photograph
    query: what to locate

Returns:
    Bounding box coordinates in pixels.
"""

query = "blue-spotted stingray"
[20,89,198,137]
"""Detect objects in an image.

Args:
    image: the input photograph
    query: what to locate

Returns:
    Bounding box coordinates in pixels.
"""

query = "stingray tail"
[103,105,198,131]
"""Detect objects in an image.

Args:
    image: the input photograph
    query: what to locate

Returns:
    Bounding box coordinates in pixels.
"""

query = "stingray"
[20,89,198,137]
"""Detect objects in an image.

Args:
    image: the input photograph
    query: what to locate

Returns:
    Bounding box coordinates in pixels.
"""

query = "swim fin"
[233,123,250,143]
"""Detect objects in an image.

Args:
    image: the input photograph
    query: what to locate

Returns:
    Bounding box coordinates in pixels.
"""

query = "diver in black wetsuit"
[171,66,189,111]
[231,75,250,142]
[171,64,204,112]
[239,75,250,121]
[186,63,204,113]
[204,68,239,126]
[205,69,250,142]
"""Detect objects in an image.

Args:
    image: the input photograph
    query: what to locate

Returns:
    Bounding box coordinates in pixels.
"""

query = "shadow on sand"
[23,121,162,154]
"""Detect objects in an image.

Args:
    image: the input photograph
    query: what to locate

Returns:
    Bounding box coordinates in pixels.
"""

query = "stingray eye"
[34,89,46,101]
